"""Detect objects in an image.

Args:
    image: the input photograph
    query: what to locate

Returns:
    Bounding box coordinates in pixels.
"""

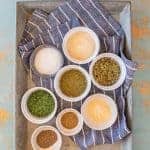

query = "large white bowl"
[81,94,118,130]
[62,26,100,64]
[56,108,83,136]
[89,53,126,91]
[31,126,62,150]
[54,65,91,102]
[21,87,57,124]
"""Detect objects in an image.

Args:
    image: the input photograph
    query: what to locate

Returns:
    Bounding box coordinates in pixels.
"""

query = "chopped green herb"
[27,90,55,117]
[93,57,120,86]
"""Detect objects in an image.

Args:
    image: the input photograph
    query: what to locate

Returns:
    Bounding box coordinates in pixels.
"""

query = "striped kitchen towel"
[18,0,137,149]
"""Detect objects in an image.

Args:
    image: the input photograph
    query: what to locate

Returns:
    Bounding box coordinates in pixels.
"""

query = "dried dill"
[93,57,120,86]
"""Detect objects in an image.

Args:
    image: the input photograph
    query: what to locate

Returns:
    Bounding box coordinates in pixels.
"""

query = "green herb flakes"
[60,69,87,97]
[27,90,55,117]
[93,57,120,86]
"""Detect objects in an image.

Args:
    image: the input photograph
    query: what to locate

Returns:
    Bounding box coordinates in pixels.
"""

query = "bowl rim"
[31,125,62,150]
[81,93,118,130]
[89,53,127,91]
[30,44,64,78]
[54,65,91,102]
[62,26,100,64]
[56,108,83,136]
[21,87,57,124]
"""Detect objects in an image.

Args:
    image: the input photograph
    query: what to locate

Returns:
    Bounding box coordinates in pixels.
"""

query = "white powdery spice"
[34,47,63,75]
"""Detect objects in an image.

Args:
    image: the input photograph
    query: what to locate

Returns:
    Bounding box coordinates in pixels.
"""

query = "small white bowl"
[21,87,57,124]
[31,126,62,150]
[54,65,91,102]
[56,108,83,136]
[30,45,64,78]
[62,27,100,64]
[89,53,126,91]
[81,94,118,130]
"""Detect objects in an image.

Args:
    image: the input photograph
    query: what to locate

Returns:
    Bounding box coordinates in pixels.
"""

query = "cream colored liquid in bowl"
[81,94,117,130]
[66,31,95,61]
[85,96,111,125]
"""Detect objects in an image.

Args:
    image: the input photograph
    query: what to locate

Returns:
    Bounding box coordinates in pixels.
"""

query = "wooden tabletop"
[0,0,149,149]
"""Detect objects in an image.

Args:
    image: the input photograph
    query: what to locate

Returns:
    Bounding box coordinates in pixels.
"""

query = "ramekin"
[62,27,100,64]
[54,65,91,102]
[56,108,83,136]
[31,126,62,150]
[89,53,126,91]
[81,93,118,130]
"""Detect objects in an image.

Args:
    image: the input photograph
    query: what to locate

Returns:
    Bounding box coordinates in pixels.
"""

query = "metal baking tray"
[15,1,132,150]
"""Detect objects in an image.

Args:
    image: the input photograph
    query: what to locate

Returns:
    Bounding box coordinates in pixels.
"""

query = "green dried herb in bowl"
[27,90,55,117]
[60,69,87,97]
[93,57,120,86]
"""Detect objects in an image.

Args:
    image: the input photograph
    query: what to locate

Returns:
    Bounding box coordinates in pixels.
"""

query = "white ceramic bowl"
[54,65,91,102]
[81,94,118,130]
[89,53,126,91]
[62,27,100,64]
[56,108,83,136]
[21,87,57,124]
[31,126,62,150]
[30,45,64,78]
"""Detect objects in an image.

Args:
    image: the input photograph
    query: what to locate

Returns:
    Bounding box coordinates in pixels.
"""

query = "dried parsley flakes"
[27,90,55,117]
[93,57,120,86]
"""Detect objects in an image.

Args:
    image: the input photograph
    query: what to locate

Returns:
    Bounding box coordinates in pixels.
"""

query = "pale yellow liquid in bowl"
[84,95,112,126]
[66,31,95,61]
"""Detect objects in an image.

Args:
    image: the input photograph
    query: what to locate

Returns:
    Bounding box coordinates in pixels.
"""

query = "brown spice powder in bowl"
[36,130,57,148]
[56,108,83,136]
[61,112,78,129]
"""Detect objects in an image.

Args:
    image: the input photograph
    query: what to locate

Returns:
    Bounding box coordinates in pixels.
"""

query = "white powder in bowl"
[34,47,63,75]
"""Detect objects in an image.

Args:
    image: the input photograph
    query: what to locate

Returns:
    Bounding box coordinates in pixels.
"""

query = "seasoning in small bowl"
[56,108,83,136]
[21,87,57,124]
[62,27,100,64]
[81,94,118,130]
[90,53,126,91]
[54,65,91,102]
[31,126,62,150]
[30,45,64,77]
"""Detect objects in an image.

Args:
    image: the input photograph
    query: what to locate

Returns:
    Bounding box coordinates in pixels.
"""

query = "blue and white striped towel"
[18,0,137,149]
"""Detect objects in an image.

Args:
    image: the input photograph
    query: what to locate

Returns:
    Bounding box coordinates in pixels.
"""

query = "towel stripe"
[66,3,87,26]
[33,13,51,29]
[24,28,35,39]
[76,0,108,36]
[47,30,55,44]
[100,130,105,144]
[89,0,120,36]
[51,12,61,24]
[58,6,70,21]
[34,10,48,18]
[39,34,44,44]
[113,90,121,139]
[28,20,43,33]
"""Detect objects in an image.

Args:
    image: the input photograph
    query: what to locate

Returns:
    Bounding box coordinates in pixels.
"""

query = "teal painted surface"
[0,0,150,150]
[0,0,15,149]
